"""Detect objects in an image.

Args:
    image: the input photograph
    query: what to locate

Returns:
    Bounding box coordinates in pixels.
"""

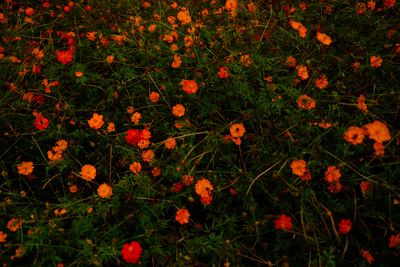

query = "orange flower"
[164,137,177,149]
[290,159,307,177]
[239,54,252,67]
[148,24,157,32]
[364,120,391,143]
[88,113,104,130]
[86,31,97,41]
[0,231,7,243]
[297,94,316,110]
[149,91,160,103]
[195,178,214,198]
[182,174,194,186]
[151,166,162,177]
[107,122,116,133]
[69,184,78,193]
[180,79,198,94]
[172,104,185,117]
[286,56,297,67]
[357,94,368,113]
[175,208,190,224]
[184,35,194,48]
[177,8,191,25]
[106,55,114,64]
[97,183,112,198]
[17,161,34,176]
[296,65,309,80]
[370,55,382,68]
[225,0,238,15]
[130,162,142,175]
[32,47,44,61]
[7,218,24,232]
[230,123,246,138]
[131,112,142,125]
[373,142,385,157]
[316,32,332,45]
[171,54,182,68]
[141,149,155,163]
[75,71,84,77]
[315,74,328,89]
[344,126,365,145]
[247,2,256,13]
[80,164,96,181]
[289,19,307,38]
[324,166,341,184]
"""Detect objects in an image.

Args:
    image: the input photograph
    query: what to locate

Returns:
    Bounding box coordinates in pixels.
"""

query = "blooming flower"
[175,208,190,224]
[343,126,365,145]
[315,74,328,89]
[17,161,34,176]
[7,218,24,232]
[274,214,293,231]
[176,8,191,25]
[361,249,374,264]
[180,79,198,94]
[290,159,307,177]
[182,174,194,186]
[195,178,214,198]
[141,149,155,162]
[338,219,352,234]
[56,50,73,65]
[357,94,368,113]
[164,137,177,149]
[218,66,230,78]
[171,54,182,68]
[34,114,49,130]
[370,55,382,68]
[149,91,160,103]
[230,123,246,138]
[172,104,185,117]
[88,113,104,130]
[129,162,142,175]
[297,94,316,110]
[316,32,332,45]
[364,120,391,143]
[0,231,7,243]
[80,164,96,181]
[121,241,142,264]
[97,183,112,198]
[389,233,400,248]
[324,166,341,184]
[296,65,309,80]
[131,112,142,125]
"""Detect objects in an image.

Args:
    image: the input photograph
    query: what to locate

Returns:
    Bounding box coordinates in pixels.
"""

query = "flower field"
[1,0,400,266]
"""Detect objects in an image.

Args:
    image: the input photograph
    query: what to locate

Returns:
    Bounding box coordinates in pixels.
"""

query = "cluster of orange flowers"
[344,120,391,157]
[47,140,68,162]
[324,166,342,193]
[195,178,214,205]
[290,159,312,181]
[225,123,246,145]
[79,164,112,198]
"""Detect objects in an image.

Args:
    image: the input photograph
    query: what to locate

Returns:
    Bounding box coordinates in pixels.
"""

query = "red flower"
[389,233,400,248]
[126,129,143,146]
[56,50,73,65]
[360,249,374,264]
[218,66,230,78]
[121,241,142,264]
[338,219,352,234]
[274,214,293,231]
[34,115,49,130]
